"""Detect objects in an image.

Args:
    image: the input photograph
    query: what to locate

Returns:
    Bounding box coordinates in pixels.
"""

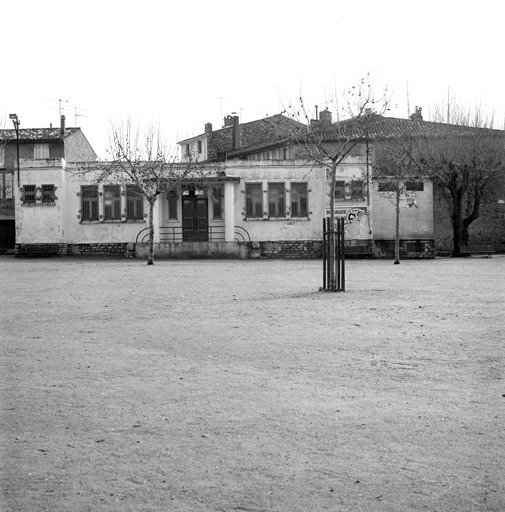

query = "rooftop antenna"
[447,87,450,124]
[71,105,87,126]
[43,97,71,118]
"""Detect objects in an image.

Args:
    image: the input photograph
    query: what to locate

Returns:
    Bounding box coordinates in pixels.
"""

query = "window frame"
[103,185,121,220]
[351,180,365,201]
[168,190,178,220]
[126,185,144,221]
[335,180,346,200]
[41,184,56,203]
[245,183,263,219]
[290,182,308,218]
[34,144,50,159]
[268,182,286,218]
[405,180,424,192]
[81,185,99,221]
[23,184,37,204]
[212,186,223,220]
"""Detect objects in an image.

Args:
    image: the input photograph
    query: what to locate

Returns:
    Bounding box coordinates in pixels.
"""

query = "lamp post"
[9,114,20,187]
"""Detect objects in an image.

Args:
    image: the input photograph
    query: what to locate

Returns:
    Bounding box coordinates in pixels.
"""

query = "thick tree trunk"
[147,199,155,265]
[450,187,464,257]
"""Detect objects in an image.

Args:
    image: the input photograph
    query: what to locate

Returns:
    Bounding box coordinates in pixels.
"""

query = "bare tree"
[374,136,422,264]
[280,76,389,289]
[78,117,210,265]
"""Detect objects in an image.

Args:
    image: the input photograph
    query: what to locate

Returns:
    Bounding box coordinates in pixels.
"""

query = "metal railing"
[136,225,250,244]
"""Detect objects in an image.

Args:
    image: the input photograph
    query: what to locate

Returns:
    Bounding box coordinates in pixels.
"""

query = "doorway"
[182,196,209,242]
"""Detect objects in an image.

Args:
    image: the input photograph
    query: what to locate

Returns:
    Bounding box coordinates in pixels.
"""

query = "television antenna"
[42,97,72,118]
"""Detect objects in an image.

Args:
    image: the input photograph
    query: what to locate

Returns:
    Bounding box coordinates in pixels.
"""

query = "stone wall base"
[374,239,435,259]
[15,243,129,257]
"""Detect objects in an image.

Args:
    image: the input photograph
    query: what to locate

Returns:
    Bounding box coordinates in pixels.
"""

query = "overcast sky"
[3,0,504,158]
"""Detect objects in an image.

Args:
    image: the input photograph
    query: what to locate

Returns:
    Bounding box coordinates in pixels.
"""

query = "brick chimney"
[205,122,212,133]
[232,115,240,150]
[410,106,423,121]
[60,115,66,135]
[319,109,332,127]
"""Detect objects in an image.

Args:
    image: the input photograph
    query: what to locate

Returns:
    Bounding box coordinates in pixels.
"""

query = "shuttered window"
[81,186,99,221]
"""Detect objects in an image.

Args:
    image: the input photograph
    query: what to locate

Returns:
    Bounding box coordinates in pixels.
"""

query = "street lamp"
[9,114,20,187]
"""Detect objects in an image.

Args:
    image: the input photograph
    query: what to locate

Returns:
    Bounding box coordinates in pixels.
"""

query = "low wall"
[135,242,250,259]
[374,239,435,259]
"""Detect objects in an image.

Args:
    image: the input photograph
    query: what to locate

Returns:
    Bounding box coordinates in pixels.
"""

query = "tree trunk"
[450,187,464,257]
[147,198,155,265]
[328,161,337,290]
[394,188,401,264]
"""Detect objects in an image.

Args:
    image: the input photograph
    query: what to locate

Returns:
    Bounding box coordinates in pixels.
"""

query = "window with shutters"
[34,144,49,159]
[41,184,56,203]
[245,183,263,219]
[23,185,36,204]
[268,183,285,218]
[126,185,144,220]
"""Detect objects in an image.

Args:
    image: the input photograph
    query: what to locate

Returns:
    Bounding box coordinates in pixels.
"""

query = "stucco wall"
[371,179,434,240]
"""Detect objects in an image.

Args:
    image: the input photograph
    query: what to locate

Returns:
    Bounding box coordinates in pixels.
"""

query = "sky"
[2,0,504,159]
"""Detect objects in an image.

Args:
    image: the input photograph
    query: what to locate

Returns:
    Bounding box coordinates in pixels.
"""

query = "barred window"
[351,180,365,200]
[126,185,144,220]
[245,183,263,218]
[335,180,346,199]
[41,184,56,202]
[81,186,99,221]
[34,144,49,159]
[103,185,121,220]
[23,185,36,203]
[290,182,308,217]
[268,183,285,218]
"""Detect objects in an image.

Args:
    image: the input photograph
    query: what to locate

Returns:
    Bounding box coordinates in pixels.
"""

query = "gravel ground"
[1,255,504,512]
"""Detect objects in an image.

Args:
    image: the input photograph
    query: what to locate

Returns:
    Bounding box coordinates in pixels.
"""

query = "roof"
[0,127,82,143]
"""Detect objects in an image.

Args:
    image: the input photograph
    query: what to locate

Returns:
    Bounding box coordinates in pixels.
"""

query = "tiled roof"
[320,114,505,141]
[0,127,81,142]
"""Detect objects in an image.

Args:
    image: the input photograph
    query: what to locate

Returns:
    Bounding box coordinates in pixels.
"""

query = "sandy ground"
[1,255,504,512]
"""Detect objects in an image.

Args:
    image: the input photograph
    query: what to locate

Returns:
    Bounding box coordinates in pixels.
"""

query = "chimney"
[60,115,66,135]
[224,114,235,127]
[410,106,423,122]
[205,122,212,133]
[365,108,372,115]
[319,109,332,127]
[232,115,240,151]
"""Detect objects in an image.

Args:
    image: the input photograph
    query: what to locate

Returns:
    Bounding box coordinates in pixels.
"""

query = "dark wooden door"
[182,197,209,241]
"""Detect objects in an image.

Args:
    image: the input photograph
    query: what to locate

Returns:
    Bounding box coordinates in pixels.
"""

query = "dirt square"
[1,255,504,511]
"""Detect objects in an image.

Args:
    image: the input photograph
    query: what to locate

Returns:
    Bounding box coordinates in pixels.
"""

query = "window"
[245,183,263,218]
[197,140,202,154]
[103,185,121,220]
[290,183,308,217]
[126,185,144,220]
[81,186,99,221]
[34,144,49,159]
[351,180,365,200]
[0,146,4,167]
[0,173,13,199]
[185,144,190,156]
[283,148,288,160]
[378,181,397,192]
[212,186,223,220]
[168,190,178,220]
[23,185,36,204]
[41,184,56,202]
[268,182,285,217]
[335,180,346,199]
[406,180,424,191]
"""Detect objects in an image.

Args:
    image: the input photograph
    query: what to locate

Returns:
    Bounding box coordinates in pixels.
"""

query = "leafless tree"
[374,136,422,264]
[280,75,390,289]
[77,117,212,265]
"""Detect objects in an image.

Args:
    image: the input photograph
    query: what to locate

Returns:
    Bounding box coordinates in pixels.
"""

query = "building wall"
[64,131,97,162]
[371,178,434,240]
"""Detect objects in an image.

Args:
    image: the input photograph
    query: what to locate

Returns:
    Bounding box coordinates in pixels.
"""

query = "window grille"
[41,184,55,202]
[245,183,263,218]
[351,180,365,200]
[81,186,99,221]
[290,182,308,217]
[378,181,397,192]
[335,180,346,199]
[268,183,285,217]
[406,180,424,191]
[23,185,36,203]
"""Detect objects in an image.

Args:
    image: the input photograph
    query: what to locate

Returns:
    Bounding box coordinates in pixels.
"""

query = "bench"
[16,244,61,257]
[459,245,495,257]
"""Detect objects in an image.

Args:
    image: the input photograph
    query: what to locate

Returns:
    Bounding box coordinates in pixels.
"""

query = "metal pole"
[322,218,326,290]
[341,218,346,292]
